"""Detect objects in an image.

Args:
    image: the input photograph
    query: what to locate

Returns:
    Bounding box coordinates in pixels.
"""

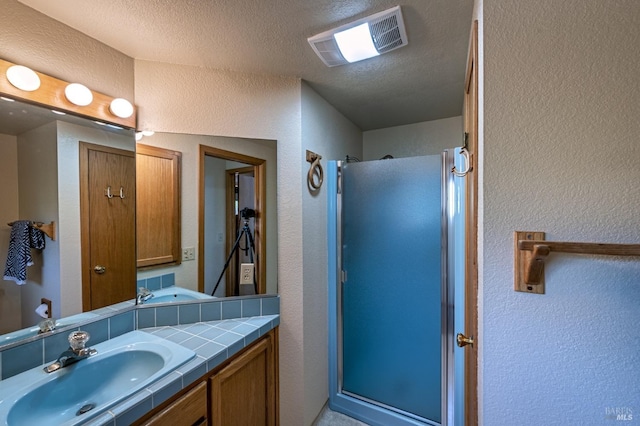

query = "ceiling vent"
[308,5,408,67]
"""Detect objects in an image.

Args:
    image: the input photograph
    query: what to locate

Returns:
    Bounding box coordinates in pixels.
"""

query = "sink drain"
[76,403,96,416]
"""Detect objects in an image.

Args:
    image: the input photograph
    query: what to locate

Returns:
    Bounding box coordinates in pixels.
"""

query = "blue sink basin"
[143,286,214,305]
[0,330,195,425]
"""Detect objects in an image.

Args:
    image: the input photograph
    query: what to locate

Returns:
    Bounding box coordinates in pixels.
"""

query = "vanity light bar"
[0,58,136,128]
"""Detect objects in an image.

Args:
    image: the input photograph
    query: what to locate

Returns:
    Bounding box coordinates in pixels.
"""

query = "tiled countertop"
[84,314,280,426]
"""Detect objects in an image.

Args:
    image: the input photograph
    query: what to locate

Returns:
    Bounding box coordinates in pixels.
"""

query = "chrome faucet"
[44,331,97,373]
[38,318,57,334]
[136,287,154,304]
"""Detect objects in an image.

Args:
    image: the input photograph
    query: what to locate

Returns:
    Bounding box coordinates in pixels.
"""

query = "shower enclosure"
[327,151,465,426]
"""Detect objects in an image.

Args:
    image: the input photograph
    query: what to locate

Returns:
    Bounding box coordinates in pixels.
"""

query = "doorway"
[224,166,256,296]
[199,145,266,296]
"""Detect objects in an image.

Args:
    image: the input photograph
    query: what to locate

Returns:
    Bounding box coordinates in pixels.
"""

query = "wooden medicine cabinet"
[136,144,182,268]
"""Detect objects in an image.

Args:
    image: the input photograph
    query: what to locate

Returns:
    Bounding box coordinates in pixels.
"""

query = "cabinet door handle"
[94,265,106,274]
[192,416,206,426]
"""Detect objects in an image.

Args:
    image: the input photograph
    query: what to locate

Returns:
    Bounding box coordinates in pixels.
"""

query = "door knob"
[456,333,474,348]
[93,265,106,274]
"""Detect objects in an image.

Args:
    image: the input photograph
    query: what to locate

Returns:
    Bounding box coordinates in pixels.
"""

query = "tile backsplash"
[0,295,279,380]
[137,272,175,291]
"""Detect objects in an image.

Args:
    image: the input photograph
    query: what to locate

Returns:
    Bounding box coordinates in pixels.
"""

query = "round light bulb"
[6,65,41,92]
[64,83,93,106]
[109,98,134,118]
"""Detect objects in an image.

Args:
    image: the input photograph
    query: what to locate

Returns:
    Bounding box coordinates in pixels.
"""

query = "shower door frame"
[327,153,456,426]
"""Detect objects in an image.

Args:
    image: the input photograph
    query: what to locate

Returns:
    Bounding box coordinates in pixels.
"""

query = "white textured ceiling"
[18,0,473,131]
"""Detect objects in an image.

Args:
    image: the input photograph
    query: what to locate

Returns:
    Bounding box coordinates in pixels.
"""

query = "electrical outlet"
[182,247,195,261]
[240,263,254,285]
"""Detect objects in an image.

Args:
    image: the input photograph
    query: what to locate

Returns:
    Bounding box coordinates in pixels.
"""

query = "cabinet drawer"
[143,381,207,426]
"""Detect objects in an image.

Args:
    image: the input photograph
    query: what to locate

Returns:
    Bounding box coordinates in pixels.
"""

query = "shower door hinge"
[341,270,347,284]
[337,165,342,194]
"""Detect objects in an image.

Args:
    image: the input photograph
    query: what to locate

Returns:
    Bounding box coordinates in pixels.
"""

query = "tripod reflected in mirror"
[212,208,258,296]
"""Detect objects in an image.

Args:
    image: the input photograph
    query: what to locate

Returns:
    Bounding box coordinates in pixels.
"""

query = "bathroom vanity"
[137,328,278,425]
[0,295,280,425]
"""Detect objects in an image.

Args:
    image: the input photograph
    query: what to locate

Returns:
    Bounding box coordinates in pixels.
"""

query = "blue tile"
[178,304,200,325]
[214,331,243,347]
[156,306,178,326]
[216,320,240,330]
[271,316,280,327]
[163,330,192,344]
[233,323,258,336]
[244,328,261,346]
[136,279,146,290]
[161,273,175,288]
[137,308,156,328]
[44,329,74,363]
[201,301,221,321]
[82,319,109,346]
[150,327,181,339]
[181,336,209,350]
[241,298,261,317]
[148,371,182,407]
[227,340,245,358]
[244,317,271,327]
[221,300,241,319]
[83,411,115,426]
[181,357,207,385]
[2,340,43,379]
[183,323,212,335]
[110,311,135,338]
[259,322,274,336]
[198,327,226,341]
[207,350,229,372]
[195,341,226,359]
[146,276,162,291]
[261,297,279,315]
[113,391,153,426]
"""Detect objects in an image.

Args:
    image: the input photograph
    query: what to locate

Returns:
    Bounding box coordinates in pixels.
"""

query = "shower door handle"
[456,333,474,348]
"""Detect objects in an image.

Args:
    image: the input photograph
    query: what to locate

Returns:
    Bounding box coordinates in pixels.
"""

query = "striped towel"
[3,220,46,285]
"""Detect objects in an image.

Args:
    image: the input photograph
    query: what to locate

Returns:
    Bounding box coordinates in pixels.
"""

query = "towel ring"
[306,150,323,190]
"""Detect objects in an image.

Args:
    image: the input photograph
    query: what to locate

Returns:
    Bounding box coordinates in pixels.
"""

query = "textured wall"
[301,82,362,424]
[482,1,640,424]
[17,123,59,326]
[134,60,308,425]
[0,134,21,333]
[362,116,462,160]
[1,1,134,100]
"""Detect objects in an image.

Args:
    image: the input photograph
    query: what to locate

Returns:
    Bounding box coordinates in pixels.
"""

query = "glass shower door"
[340,155,444,425]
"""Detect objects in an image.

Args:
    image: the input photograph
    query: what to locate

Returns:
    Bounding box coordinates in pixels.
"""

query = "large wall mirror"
[0,71,278,351]
[0,97,136,345]
[136,132,278,300]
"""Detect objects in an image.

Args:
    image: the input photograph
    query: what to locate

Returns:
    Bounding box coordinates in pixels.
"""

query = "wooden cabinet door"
[209,332,276,425]
[142,382,207,426]
[80,142,136,310]
[136,144,181,268]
